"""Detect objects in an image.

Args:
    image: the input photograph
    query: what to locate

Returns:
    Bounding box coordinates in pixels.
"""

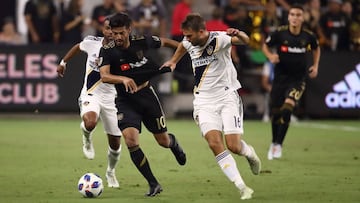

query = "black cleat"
[169,133,187,165]
[145,183,163,197]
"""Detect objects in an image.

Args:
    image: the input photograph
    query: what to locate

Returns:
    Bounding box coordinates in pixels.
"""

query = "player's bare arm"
[161,42,187,71]
[99,64,138,93]
[57,43,81,77]
[160,37,179,49]
[262,43,280,64]
[227,28,250,45]
[308,46,321,79]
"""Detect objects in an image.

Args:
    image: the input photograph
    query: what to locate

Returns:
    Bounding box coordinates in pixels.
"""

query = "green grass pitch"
[0,116,359,203]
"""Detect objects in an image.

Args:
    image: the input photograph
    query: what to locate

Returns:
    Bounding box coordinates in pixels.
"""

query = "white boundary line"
[292,122,360,132]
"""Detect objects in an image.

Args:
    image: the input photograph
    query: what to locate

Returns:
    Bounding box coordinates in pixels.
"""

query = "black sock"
[271,122,280,143]
[129,146,158,186]
[277,123,289,145]
[276,103,293,145]
[168,133,177,148]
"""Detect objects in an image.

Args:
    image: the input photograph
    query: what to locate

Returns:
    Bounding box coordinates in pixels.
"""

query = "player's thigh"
[270,84,287,108]
[221,92,243,135]
[142,97,167,134]
[116,98,142,133]
[79,95,101,118]
[193,103,222,136]
[99,100,121,136]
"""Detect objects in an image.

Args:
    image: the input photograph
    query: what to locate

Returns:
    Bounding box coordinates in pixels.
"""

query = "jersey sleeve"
[79,36,102,52]
[265,31,278,47]
[145,35,162,49]
[309,33,319,50]
[216,32,232,50]
[98,47,111,67]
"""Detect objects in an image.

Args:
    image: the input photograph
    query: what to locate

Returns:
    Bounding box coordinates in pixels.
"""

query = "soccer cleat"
[82,135,95,159]
[240,186,254,200]
[145,183,163,197]
[106,169,120,188]
[169,133,187,165]
[246,145,261,175]
[267,143,274,160]
[273,144,282,159]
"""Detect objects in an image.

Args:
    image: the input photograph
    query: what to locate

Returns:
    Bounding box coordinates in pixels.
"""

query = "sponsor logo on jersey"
[193,55,217,68]
[121,64,131,71]
[280,46,306,53]
[325,64,360,108]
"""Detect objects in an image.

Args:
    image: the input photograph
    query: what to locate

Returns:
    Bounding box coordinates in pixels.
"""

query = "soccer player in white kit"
[57,18,121,188]
[162,13,261,200]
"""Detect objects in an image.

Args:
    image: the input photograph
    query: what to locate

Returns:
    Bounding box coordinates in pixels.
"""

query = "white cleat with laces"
[82,135,95,160]
[240,186,254,200]
[246,145,261,175]
[106,169,120,188]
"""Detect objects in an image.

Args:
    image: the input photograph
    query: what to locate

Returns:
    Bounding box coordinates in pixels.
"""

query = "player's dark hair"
[290,3,304,12]
[109,12,132,28]
[181,13,206,31]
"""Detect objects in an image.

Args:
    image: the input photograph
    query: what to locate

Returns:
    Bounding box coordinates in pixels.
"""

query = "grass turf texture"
[0,116,359,203]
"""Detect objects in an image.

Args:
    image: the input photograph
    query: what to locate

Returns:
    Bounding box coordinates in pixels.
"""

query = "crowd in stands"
[0,0,359,93]
[0,0,357,50]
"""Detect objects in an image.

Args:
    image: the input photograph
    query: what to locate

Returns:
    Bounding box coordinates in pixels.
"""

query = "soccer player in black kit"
[262,4,321,160]
[98,13,186,196]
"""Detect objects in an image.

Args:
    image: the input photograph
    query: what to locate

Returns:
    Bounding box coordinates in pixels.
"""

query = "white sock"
[239,140,252,157]
[80,121,92,139]
[107,145,121,171]
[216,150,246,190]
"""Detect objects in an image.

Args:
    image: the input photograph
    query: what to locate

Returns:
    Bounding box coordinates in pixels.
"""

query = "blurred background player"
[98,13,186,197]
[56,16,122,188]
[162,13,261,200]
[262,4,320,160]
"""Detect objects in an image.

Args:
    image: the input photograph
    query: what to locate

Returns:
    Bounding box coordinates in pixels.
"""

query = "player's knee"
[84,120,97,131]
[108,135,121,150]
[271,108,281,123]
[280,103,294,124]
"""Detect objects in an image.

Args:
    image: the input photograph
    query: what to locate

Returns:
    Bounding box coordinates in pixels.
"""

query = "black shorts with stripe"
[116,85,167,134]
[270,78,306,108]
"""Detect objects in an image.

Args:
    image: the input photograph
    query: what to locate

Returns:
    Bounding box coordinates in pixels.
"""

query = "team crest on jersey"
[206,45,214,55]
[83,101,90,106]
[95,57,103,66]
[136,51,144,59]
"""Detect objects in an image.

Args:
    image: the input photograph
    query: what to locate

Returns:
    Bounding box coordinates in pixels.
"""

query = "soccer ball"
[77,173,104,198]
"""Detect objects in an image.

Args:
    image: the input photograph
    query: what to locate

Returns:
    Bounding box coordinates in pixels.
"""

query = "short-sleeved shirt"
[265,25,318,83]
[24,0,57,43]
[182,31,241,100]
[79,36,116,96]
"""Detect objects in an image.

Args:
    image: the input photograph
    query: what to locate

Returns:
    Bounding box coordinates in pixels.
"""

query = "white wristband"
[60,59,67,67]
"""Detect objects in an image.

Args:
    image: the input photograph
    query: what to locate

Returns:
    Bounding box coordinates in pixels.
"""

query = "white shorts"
[79,94,121,136]
[193,91,244,136]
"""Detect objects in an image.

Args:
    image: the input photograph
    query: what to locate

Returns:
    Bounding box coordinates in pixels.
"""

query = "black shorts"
[116,85,167,134]
[270,80,306,108]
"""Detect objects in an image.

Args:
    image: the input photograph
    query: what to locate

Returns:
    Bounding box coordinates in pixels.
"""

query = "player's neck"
[289,25,301,35]
[200,31,210,46]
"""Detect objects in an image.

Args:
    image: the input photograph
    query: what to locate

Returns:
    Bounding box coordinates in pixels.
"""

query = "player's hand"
[57,65,66,78]
[161,61,176,72]
[226,28,241,36]
[122,77,138,93]
[268,54,280,64]
[308,65,318,79]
